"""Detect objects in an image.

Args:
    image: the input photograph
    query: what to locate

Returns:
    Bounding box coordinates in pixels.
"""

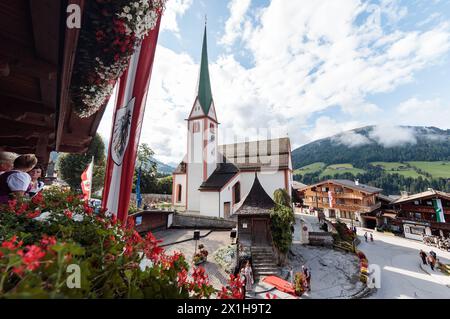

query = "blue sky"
[98,0,450,165]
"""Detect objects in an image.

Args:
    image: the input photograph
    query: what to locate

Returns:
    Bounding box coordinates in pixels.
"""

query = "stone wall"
[130,193,172,203]
[172,213,236,229]
[308,231,334,247]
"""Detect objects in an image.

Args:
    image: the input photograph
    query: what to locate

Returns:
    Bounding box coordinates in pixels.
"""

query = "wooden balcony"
[303,201,381,212]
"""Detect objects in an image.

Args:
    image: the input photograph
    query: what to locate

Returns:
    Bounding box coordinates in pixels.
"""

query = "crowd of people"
[0,151,44,204]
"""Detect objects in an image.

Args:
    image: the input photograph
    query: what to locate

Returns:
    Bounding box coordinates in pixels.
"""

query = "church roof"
[196,25,213,115]
[218,137,291,171]
[173,137,292,176]
[199,157,238,190]
[236,174,275,215]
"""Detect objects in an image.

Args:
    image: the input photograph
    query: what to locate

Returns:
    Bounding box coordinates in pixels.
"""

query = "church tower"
[186,25,219,212]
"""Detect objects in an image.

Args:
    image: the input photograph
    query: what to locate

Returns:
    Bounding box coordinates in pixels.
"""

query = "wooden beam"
[56,0,85,152]
[0,37,57,80]
[0,95,53,115]
[30,0,61,109]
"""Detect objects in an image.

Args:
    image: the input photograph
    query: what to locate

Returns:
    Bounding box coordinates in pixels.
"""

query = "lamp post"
[193,230,200,255]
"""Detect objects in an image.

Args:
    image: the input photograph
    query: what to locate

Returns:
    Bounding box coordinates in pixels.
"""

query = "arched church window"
[233,182,241,204]
[177,184,182,202]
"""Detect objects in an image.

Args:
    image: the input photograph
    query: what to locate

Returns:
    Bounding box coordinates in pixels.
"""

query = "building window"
[177,184,182,202]
[210,123,215,133]
[410,227,425,235]
[233,182,241,204]
[192,122,200,133]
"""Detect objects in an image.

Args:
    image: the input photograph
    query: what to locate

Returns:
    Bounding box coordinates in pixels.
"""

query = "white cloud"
[160,0,193,35]
[219,0,252,46]
[395,97,450,129]
[369,125,417,147]
[333,131,372,147]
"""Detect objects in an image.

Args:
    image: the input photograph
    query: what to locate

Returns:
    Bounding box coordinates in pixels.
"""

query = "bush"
[270,189,295,265]
[0,188,239,299]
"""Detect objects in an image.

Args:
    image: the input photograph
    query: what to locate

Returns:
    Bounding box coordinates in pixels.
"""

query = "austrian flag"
[81,158,94,201]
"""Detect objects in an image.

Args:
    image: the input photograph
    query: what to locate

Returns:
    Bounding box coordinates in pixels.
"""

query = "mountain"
[292,126,450,169]
[151,157,175,175]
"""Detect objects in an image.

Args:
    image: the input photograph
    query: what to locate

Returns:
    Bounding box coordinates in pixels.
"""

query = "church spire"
[197,24,213,115]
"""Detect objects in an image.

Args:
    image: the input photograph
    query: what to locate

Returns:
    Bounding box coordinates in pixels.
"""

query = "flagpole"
[89,156,94,200]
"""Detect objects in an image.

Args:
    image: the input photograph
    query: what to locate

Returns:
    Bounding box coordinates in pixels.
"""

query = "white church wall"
[220,175,240,216]
[205,119,218,180]
[172,174,186,207]
[187,119,205,213]
[239,171,288,201]
[199,191,220,217]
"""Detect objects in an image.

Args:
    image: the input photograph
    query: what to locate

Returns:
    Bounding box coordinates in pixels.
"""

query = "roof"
[300,179,382,194]
[173,158,187,174]
[199,159,239,190]
[376,194,394,203]
[197,25,213,115]
[173,137,292,176]
[393,189,450,204]
[236,174,275,215]
[218,137,291,171]
[292,181,307,190]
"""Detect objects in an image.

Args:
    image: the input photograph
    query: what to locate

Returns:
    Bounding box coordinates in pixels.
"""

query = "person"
[370,233,374,242]
[239,267,247,299]
[0,154,37,204]
[427,254,436,271]
[244,260,254,294]
[27,165,45,197]
[429,250,437,260]
[0,151,17,175]
[419,250,427,265]
[364,232,368,242]
[288,265,294,286]
[302,265,311,292]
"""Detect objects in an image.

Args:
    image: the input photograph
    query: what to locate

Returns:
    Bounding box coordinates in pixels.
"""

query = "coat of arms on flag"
[111,97,135,166]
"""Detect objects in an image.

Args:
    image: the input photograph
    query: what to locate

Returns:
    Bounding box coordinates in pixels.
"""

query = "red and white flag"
[81,157,94,201]
[102,16,162,223]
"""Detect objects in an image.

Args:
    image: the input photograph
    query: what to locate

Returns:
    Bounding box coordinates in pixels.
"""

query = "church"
[171,26,293,218]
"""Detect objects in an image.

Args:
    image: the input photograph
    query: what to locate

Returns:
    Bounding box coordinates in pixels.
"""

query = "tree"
[270,189,295,265]
[132,143,158,193]
[58,134,106,194]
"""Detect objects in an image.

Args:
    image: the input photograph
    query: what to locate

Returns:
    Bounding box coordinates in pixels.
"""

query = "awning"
[382,212,397,219]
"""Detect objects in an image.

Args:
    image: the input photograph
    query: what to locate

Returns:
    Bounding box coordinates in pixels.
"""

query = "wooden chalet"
[0,1,107,167]
[299,179,383,228]
[392,189,450,240]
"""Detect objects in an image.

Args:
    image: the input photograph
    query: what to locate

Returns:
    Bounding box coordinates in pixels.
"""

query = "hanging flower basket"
[70,0,166,118]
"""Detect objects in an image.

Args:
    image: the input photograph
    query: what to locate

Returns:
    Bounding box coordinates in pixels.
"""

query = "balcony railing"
[302,201,381,212]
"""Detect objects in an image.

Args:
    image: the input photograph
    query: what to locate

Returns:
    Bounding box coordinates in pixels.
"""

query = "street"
[357,228,450,299]
[295,213,450,299]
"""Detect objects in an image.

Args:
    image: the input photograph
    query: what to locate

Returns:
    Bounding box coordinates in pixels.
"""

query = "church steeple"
[197,25,213,115]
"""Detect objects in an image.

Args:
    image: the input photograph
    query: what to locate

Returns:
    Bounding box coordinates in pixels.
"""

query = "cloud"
[160,0,193,35]
[369,125,417,147]
[395,97,450,129]
[219,0,252,46]
[333,131,372,147]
